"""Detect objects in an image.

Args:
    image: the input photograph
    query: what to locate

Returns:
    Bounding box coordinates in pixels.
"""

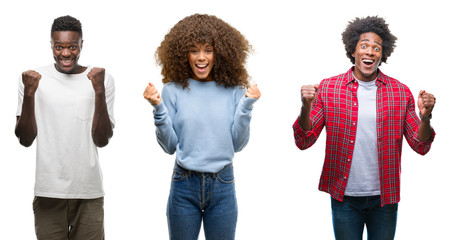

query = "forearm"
[231,120,250,152]
[298,106,312,131]
[417,119,433,142]
[91,91,113,147]
[153,103,178,154]
[293,104,325,150]
[232,97,257,152]
[15,94,37,147]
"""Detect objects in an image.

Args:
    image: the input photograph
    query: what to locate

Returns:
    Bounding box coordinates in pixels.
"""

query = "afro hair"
[342,16,397,65]
[156,14,252,89]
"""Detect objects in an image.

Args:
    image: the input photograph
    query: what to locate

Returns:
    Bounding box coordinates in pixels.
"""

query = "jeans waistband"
[174,162,233,178]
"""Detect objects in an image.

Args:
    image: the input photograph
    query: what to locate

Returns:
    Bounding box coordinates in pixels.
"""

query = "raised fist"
[144,82,161,106]
[301,84,319,108]
[245,84,261,99]
[418,90,436,118]
[22,70,42,95]
[87,67,105,93]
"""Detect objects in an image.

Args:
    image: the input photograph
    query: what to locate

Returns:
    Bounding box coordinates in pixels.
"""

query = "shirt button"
[351,140,354,143]
[347,159,351,162]
[354,103,357,106]
[344,176,347,179]
[353,122,356,126]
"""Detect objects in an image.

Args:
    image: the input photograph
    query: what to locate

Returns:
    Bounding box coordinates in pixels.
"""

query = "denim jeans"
[331,196,398,240]
[167,162,237,240]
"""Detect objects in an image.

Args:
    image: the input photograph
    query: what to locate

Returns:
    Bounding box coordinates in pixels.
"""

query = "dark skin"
[15,70,41,147]
[15,31,113,148]
[87,67,113,147]
[298,32,435,141]
[298,87,435,141]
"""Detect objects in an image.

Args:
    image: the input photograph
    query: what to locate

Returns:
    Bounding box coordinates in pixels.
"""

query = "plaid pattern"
[293,67,435,206]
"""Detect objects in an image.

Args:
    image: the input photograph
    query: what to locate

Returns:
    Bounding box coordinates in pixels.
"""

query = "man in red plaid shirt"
[293,16,435,240]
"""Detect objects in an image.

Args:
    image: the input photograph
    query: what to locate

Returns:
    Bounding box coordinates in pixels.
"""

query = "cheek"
[189,55,199,64]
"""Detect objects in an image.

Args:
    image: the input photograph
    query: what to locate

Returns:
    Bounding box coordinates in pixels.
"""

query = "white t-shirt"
[344,79,380,196]
[16,64,115,199]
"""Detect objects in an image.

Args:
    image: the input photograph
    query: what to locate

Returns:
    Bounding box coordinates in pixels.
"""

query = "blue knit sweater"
[152,79,257,172]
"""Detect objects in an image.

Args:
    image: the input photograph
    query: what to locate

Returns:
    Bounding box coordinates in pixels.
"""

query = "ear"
[80,39,84,49]
[351,51,355,58]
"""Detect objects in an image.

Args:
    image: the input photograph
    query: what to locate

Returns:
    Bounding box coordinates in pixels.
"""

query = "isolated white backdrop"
[1,0,452,239]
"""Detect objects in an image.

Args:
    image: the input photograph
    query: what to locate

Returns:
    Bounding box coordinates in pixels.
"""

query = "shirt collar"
[345,66,387,86]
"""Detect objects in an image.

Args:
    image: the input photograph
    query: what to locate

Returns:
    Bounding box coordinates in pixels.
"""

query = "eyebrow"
[360,39,382,46]
[53,41,79,44]
[189,43,213,47]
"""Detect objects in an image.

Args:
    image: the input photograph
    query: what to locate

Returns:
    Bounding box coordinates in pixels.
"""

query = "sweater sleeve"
[153,85,178,154]
[231,95,257,152]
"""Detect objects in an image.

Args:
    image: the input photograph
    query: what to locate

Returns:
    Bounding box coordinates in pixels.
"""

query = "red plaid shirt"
[293,67,435,206]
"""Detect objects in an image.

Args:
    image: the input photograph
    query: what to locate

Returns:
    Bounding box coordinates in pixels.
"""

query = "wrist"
[94,87,106,95]
[419,112,432,121]
[301,104,311,113]
[24,87,37,96]
[24,92,36,97]
[24,89,37,97]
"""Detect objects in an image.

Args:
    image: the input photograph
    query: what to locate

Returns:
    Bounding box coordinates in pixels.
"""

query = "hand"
[87,67,106,93]
[301,84,319,108]
[144,82,161,105]
[418,90,436,117]
[22,70,41,95]
[245,84,261,99]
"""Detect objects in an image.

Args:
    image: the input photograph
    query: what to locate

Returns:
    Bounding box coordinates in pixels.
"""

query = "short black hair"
[51,15,82,38]
[342,16,397,65]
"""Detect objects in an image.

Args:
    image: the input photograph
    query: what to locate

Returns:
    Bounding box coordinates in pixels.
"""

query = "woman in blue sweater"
[143,14,260,240]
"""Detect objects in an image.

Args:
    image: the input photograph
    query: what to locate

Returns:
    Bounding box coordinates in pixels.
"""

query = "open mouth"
[362,59,374,67]
[195,64,208,72]
[60,59,74,67]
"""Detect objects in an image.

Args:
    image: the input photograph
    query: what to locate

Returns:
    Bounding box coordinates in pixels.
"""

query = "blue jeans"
[331,196,398,240]
[167,162,237,240]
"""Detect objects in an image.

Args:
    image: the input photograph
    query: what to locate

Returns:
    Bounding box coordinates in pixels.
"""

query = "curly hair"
[51,15,82,38]
[342,16,397,65]
[156,14,252,89]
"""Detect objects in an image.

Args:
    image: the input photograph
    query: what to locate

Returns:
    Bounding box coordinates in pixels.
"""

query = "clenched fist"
[245,84,261,99]
[301,84,319,109]
[418,90,436,118]
[22,70,41,96]
[144,82,161,105]
[87,67,105,93]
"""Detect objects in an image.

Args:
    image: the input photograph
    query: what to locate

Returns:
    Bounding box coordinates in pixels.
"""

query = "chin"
[59,66,76,74]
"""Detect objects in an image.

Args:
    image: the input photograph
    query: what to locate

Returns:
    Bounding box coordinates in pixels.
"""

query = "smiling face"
[352,32,383,82]
[51,31,85,74]
[188,43,214,82]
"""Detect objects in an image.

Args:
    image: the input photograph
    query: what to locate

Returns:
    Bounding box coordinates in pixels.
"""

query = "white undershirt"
[344,77,380,196]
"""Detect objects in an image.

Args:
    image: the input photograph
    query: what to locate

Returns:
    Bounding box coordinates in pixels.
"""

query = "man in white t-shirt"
[15,15,115,240]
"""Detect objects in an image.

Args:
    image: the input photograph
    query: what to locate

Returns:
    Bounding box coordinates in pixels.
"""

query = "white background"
[1,0,452,239]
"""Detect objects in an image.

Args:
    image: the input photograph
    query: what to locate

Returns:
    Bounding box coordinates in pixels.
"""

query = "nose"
[365,47,374,55]
[62,48,71,57]
[197,52,206,61]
